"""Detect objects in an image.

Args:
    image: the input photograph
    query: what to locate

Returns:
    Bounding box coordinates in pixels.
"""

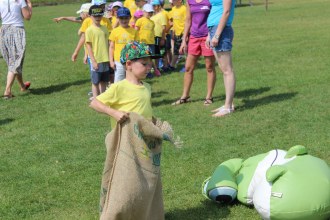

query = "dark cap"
[89,5,104,16]
[117,7,131,18]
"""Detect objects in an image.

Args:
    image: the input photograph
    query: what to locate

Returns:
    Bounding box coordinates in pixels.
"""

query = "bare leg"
[170,54,179,68]
[4,71,15,96]
[212,51,235,116]
[16,74,26,90]
[92,83,100,100]
[99,81,107,94]
[181,54,198,98]
[204,56,216,100]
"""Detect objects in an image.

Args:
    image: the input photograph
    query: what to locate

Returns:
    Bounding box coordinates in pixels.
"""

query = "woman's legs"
[180,54,198,98]
[4,71,16,96]
[213,51,235,116]
[204,56,216,101]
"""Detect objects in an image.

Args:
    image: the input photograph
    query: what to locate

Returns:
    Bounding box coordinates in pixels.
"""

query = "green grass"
[0,0,329,219]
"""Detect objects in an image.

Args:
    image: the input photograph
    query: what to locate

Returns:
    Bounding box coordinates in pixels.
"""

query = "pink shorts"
[188,36,214,57]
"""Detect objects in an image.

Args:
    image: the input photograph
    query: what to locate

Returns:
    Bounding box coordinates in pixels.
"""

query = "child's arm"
[53,16,82,23]
[85,42,98,70]
[22,0,32,20]
[90,99,129,123]
[109,41,116,70]
[179,3,191,54]
[72,33,85,62]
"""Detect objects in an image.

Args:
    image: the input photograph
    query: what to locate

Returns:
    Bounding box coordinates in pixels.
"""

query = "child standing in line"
[135,4,161,77]
[90,41,154,129]
[132,9,143,28]
[151,0,167,74]
[85,5,111,100]
[109,7,139,82]
[168,0,186,70]
[106,1,123,28]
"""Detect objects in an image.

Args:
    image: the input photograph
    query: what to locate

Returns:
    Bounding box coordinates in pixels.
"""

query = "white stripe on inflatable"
[247,150,296,219]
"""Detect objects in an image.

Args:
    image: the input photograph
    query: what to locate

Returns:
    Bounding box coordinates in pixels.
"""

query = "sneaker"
[161,66,169,72]
[154,69,161,77]
[180,67,186,73]
[158,59,164,68]
[21,81,31,91]
[168,66,175,71]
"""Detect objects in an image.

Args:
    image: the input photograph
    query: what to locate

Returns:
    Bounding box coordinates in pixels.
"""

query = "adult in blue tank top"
[172,0,216,106]
[206,0,236,117]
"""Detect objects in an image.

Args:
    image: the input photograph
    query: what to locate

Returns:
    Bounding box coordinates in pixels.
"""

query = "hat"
[91,0,107,6]
[106,3,113,11]
[76,3,92,14]
[110,1,123,10]
[143,4,154,12]
[134,10,143,18]
[151,0,161,5]
[120,41,153,64]
[89,5,104,16]
[117,7,131,17]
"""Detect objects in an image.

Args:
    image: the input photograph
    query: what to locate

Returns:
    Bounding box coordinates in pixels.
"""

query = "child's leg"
[92,83,100,99]
[114,61,126,82]
[170,35,182,68]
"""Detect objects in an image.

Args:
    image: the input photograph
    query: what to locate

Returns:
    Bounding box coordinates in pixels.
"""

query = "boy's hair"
[89,5,104,16]
[120,41,153,64]
[77,3,92,14]
[117,7,131,18]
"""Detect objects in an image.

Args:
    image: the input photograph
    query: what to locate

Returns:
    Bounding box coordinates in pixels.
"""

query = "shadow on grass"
[238,92,298,111]
[165,200,231,220]
[152,91,169,98]
[29,79,89,95]
[0,118,14,126]
[152,87,271,107]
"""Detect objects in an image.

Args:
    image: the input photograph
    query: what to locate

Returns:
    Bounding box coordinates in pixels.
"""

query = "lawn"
[0,0,329,219]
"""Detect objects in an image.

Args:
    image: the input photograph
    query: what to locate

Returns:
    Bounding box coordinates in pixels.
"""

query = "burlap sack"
[100,113,174,220]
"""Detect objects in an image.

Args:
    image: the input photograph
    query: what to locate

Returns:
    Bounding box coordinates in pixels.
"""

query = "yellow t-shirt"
[96,79,153,128]
[169,5,186,36]
[161,9,170,34]
[79,17,112,33]
[135,17,155,44]
[111,16,118,28]
[151,12,167,38]
[85,25,110,63]
[109,26,138,62]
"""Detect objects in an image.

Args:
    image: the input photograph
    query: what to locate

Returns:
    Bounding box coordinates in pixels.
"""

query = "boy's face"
[91,15,103,23]
[127,57,152,80]
[118,16,131,27]
[143,11,153,18]
[135,0,145,8]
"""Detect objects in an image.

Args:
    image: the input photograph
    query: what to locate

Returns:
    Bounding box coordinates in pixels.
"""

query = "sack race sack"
[100,112,174,220]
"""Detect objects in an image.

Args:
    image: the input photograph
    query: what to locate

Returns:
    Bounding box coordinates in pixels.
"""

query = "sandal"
[211,104,235,113]
[171,96,191,105]
[204,98,213,106]
[21,81,31,91]
[212,106,234,117]
[2,94,15,100]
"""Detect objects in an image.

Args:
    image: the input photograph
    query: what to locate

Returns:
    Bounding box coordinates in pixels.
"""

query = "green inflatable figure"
[202,145,330,220]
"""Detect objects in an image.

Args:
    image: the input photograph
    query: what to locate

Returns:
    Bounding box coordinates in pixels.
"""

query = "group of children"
[54,0,187,101]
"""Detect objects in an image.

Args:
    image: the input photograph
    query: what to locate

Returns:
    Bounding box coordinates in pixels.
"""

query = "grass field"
[0,0,329,219]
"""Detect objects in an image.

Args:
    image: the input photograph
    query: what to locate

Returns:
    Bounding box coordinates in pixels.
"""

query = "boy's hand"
[114,111,130,124]
[71,52,78,62]
[92,62,98,70]
[83,54,88,64]
[110,61,116,71]
[179,41,187,54]
[53,17,62,23]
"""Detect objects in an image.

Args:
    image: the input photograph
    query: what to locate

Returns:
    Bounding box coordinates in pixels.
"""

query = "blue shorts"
[87,59,111,84]
[208,25,234,52]
[165,33,171,51]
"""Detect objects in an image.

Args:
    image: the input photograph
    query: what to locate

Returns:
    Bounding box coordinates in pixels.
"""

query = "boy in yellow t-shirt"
[85,5,111,100]
[109,7,139,82]
[168,0,186,69]
[90,41,154,129]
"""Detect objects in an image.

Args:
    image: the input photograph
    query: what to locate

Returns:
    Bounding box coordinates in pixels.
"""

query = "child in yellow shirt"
[85,5,111,100]
[90,41,154,129]
[109,7,139,82]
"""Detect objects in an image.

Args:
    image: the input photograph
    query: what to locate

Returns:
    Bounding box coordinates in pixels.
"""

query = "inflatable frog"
[202,145,330,220]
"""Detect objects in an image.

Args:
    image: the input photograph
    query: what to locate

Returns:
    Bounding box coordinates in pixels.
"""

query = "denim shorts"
[208,25,234,52]
[87,58,111,84]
